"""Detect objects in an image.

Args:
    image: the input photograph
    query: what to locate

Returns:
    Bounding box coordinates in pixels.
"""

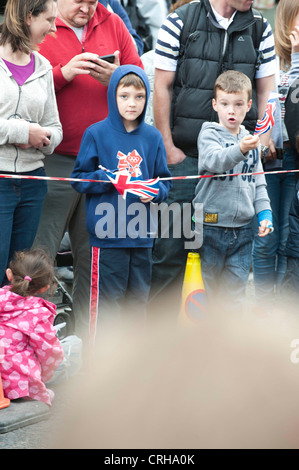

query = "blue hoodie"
[71,65,172,248]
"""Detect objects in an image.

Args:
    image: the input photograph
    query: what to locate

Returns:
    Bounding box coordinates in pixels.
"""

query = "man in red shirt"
[34,0,143,343]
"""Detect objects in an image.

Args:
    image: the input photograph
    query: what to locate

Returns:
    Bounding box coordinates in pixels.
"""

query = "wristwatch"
[260,145,269,158]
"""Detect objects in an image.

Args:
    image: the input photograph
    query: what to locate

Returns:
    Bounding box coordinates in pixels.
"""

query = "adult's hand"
[61,51,105,82]
[28,123,51,149]
[166,143,187,165]
[263,138,277,161]
[88,50,120,87]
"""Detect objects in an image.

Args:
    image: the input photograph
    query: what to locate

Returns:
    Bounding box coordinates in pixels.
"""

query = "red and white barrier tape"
[0,168,299,184]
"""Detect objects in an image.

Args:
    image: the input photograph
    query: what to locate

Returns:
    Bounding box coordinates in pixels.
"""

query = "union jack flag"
[254,92,280,136]
[99,166,160,200]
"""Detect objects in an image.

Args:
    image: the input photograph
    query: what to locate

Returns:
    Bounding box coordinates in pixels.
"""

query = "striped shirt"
[154,5,276,79]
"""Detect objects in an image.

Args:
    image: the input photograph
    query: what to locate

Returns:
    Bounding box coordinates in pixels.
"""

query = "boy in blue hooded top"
[71,65,171,343]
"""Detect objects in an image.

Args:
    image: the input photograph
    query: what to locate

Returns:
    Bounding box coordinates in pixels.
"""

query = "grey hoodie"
[0,51,62,173]
[193,122,271,228]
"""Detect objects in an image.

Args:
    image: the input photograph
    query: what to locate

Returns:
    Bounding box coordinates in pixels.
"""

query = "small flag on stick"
[99,166,160,200]
[254,92,280,136]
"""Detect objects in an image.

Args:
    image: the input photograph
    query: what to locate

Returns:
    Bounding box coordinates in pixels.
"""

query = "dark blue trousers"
[89,246,152,343]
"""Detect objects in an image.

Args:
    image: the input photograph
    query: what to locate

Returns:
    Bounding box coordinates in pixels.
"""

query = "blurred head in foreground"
[50,299,299,449]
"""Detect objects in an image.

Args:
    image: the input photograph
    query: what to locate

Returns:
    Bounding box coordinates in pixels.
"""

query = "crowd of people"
[1,0,299,404]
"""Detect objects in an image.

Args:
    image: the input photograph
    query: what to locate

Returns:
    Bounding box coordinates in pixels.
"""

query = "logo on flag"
[116,150,143,177]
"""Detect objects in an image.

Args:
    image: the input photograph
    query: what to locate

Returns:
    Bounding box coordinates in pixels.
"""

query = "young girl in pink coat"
[0,249,64,406]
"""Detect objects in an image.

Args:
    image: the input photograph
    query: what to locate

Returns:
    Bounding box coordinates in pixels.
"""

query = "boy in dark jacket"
[71,65,171,343]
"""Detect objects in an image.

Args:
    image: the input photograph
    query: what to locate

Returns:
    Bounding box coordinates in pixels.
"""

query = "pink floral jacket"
[0,286,64,405]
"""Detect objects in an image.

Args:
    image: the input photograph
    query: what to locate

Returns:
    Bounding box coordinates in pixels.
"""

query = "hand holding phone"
[88,50,120,86]
[61,52,117,82]
[89,54,115,65]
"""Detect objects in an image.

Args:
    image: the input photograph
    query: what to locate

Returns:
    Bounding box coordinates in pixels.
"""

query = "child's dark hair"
[8,248,56,297]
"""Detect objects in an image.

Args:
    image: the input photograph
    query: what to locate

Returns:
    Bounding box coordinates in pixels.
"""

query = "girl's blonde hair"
[274,0,299,70]
[8,248,56,297]
[0,0,55,54]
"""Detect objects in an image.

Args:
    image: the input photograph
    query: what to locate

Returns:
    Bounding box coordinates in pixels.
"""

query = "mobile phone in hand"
[89,54,115,65]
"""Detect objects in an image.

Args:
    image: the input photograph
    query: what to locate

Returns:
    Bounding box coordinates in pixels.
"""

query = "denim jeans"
[252,149,296,299]
[0,167,47,285]
[198,223,253,307]
[281,257,299,295]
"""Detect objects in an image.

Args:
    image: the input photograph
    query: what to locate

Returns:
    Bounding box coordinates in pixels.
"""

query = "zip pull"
[81,23,88,53]
[189,31,200,42]
[222,30,228,58]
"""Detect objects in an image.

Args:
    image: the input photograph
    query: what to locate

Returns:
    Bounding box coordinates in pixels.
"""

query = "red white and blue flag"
[254,92,280,136]
[99,166,160,200]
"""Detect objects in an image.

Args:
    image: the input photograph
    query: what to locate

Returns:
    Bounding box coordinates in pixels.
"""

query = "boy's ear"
[212,98,218,112]
[247,99,253,112]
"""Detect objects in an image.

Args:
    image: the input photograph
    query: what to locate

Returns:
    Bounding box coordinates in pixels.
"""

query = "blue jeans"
[252,149,296,299]
[0,168,47,285]
[199,223,253,307]
[281,257,299,294]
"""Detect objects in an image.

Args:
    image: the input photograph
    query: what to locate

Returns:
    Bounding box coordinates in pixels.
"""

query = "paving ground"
[0,383,68,449]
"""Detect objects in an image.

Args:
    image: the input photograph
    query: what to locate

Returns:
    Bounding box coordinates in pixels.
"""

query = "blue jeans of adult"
[198,223,253,309]
[0,167,47,286]
[281,257,299,295]
[252,149,296,300]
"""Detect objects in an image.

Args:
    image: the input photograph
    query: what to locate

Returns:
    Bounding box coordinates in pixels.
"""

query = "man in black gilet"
[150,0,276,318]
